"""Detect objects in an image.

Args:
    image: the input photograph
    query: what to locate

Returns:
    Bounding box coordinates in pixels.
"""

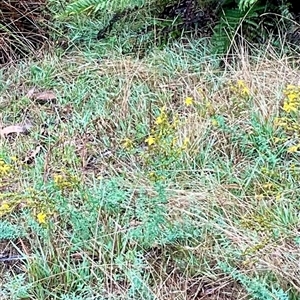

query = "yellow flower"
[145,136,156,146]
[122,138,134,149]
[184,97,194,106]
[155,115,165,125]
[0,160,11,177]
[283,101,298,113]
[155,107,168,125]
[285,84,297,90]
[231,80,250,97]
[211,119,218,127]
[0,203,10,211]
[236,80,250,97]
[287,145,299,153]
[242,87,250,97]
[287,92,298,102]
[37,212,47,224]
[53,174,63,185]
[0,203,11,217]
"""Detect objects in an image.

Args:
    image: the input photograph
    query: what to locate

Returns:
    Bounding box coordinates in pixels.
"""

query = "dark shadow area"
[0,0,49,64]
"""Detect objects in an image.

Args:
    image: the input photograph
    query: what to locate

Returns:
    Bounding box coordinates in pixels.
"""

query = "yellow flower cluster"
[122,138,134,150]
[274,85,300,154]
[0,188,52,225]
[282,85,300,113]
[144,106,187,151]
[230,80,250,98]
[241,213,273,232]
[122,105,191,179]
[53,172,80,190]
[287,144,300,153]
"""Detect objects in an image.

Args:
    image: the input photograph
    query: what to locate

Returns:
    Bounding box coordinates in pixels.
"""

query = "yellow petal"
[145,136,156,146]
[287,145,298,153]
[37,212,47,224]
[184,97,194,106]
[211,119,218,127]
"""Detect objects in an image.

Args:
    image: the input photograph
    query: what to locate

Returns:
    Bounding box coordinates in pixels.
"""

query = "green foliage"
[63,0,295,56]
[66,0,216,54]
[219,262,290,300]
[211,2,265,54]
[238,0,259,11]
[13,177,203,298]
[0,220,25,240]
[3,21,300,298]
[65,0,144,15]
[213,0,295,54]
[2,274,31,300]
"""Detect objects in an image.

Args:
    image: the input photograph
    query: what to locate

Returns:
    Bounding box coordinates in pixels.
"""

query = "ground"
[0,16,300,300]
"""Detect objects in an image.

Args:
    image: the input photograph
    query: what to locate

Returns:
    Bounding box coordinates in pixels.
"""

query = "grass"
[1,7,300,299]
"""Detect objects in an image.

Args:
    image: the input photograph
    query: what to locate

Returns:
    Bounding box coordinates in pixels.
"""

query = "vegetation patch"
[1,1,300,299]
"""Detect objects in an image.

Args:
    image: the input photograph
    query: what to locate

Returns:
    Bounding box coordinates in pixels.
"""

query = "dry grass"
[0,40,300,299]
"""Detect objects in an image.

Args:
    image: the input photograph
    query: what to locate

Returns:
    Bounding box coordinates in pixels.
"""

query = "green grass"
[1,6,300,299]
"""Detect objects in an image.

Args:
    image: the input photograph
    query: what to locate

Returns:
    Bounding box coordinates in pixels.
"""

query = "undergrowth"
[1,1,300,299]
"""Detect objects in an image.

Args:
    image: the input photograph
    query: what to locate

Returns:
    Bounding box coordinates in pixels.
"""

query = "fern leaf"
[238,0,259,11]
[65,0,145,16]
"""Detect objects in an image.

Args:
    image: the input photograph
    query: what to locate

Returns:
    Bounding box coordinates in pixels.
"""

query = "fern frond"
[65,0,145,15]
[238,0,259,11]
[65,0,108,15]
[211,3,262,55]
[211,8,245,54]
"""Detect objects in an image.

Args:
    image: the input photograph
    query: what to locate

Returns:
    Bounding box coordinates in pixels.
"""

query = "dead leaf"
[34,90,57,104]
[0,125,29,138]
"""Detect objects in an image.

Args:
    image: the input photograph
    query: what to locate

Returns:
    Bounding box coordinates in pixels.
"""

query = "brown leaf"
[34,90,57,104]
[0,125,28,138]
